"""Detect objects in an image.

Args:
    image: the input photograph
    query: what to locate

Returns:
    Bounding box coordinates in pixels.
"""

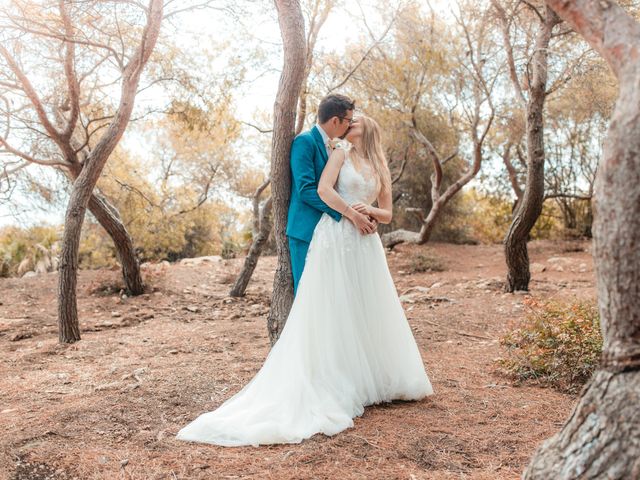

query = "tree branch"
[58,0,80,142]
[328,4,399,92]
[544,0,640,77]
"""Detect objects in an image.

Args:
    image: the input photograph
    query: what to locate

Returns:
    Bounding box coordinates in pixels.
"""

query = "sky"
[0,0,455,228]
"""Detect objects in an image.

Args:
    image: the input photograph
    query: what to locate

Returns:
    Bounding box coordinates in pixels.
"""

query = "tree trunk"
[266,0,306,345]
[88,191,145,295]
[381,14,495,250]
[382,141,489,249]
[524,1,640,477]
[230,2,331,297]
[503,7,559,293]
[230,197,272,297]
[66,165,144,296]
[58,0,163,343]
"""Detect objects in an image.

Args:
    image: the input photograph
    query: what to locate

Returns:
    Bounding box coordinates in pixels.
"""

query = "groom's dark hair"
[318,94,355,123]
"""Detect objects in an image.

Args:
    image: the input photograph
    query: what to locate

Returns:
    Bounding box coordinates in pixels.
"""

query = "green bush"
[498,298,602,393]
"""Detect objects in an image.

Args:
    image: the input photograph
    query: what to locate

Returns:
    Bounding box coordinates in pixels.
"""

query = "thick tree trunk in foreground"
[66,165,144,296]
[525,1,640,477]
[503,6,559,292]
[58,0,163,343]
[266,0,306,345]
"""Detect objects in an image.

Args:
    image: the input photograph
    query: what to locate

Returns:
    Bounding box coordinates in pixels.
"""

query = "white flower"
[328,139,351,151]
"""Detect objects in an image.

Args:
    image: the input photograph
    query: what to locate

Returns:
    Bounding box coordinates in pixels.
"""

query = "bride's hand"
[368,216,379,233]
[351,202,370,216]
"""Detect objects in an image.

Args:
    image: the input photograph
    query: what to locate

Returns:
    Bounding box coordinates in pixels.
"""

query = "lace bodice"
[335,147,379,205]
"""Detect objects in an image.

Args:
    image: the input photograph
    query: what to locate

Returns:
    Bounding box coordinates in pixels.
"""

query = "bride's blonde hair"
[354,115,391,194]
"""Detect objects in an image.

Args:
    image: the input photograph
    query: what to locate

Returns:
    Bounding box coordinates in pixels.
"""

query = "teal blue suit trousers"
[288,236,309,295]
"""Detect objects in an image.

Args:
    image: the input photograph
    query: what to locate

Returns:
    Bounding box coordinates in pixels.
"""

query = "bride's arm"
[353,185,393,224]
[318,149,375,234]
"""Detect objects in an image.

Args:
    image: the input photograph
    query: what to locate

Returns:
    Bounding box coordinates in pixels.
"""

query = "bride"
[176,115,433,447]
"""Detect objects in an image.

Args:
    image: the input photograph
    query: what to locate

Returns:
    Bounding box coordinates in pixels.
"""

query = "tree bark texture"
[66,165,144,296]
[524,1,640,477]
[58,0,163,343]
[503,6,559,292]
[266,0,307,345]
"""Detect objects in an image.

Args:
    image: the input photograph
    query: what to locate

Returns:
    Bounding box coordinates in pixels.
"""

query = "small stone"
[530,262,546,273]
[111,311,122,318]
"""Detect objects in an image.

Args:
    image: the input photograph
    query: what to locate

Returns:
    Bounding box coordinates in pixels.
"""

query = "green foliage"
[90,93,249,264]
[498,298,602,393]
[463,189,564,244]
[463,189,514,244]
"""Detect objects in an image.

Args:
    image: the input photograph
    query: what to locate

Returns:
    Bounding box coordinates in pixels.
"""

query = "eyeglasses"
[339,116,355,126]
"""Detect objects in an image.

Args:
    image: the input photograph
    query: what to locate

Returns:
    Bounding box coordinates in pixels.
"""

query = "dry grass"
[0,240,595,479]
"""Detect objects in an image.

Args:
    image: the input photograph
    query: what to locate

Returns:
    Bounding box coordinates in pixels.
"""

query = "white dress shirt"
[316,124,332,157]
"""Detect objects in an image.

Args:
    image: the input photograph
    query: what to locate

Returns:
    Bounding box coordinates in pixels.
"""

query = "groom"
[286,94,376,294]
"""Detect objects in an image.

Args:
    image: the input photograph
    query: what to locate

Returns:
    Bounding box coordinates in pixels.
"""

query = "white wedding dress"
[176,147,433,446]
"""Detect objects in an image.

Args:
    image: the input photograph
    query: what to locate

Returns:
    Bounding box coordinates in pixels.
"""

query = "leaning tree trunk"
[58,0,163,343]
[88,191,145,295]
[230,196,272,297]
[524,1,640,477]
[66,165,144,295]
[266,0,306,345]
[503,7,559,292]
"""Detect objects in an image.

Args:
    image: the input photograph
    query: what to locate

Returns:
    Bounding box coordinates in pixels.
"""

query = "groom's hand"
[352,202,378,235]
[346,209,375,234]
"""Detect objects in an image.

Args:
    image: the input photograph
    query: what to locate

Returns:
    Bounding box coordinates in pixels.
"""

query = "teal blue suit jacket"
[286,126,342,242]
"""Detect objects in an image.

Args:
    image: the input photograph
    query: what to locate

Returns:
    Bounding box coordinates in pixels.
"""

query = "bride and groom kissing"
[176,94,433,446]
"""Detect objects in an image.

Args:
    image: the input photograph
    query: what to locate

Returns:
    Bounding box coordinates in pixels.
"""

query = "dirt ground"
[0,240,596,480]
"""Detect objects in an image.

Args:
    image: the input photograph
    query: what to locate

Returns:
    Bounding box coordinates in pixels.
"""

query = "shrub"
[498,297,602,393]
[404,252,446,273]
[0,225,61,277]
